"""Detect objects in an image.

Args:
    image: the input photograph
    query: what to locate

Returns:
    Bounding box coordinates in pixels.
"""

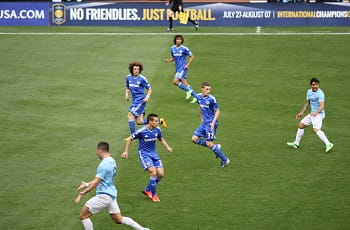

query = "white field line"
[0,32,350,36]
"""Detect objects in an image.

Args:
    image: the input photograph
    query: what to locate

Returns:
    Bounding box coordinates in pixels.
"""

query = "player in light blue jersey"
[191,82,230,167]
[165,35,198,103]
[75,142,150,230]
[121,114,173,202]
[125,62,166,136]
[287,78,334,152]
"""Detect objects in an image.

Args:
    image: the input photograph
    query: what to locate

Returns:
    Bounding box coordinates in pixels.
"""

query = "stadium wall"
[0,1,349,26]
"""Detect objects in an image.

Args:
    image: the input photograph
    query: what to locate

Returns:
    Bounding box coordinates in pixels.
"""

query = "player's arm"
[144,88,152,102]
[121,137,133,158]
[165,57,174,64]
[159,138,173,153]
[185,55,194,69]
[210,109,220,131]
[296,100,310,119]
[311,101,324,117]
[125,88,131,101]
[75,177,101,203]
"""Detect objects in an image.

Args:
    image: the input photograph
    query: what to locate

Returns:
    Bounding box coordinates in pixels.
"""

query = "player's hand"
[143,98,149,103]
[76,181,89,191]
[167,146,173,153]
[75,194,83,203]
[125,95,130,101]
[121,152,128,159]
[296,113,303,119]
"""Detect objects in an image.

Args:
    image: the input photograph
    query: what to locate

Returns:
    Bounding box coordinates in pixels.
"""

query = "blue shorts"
[193,121,219,141]
[174,68,188,81]
[128,101,146,117]
[138,151,163,171]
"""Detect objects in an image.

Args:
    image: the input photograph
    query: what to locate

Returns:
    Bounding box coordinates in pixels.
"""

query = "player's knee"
[313,128,319,133]
[191,136,198,143]
[127,113,134,120]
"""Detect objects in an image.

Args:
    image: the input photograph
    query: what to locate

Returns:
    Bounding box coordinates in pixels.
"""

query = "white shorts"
[85,194,120,215]
[300,113,325,129]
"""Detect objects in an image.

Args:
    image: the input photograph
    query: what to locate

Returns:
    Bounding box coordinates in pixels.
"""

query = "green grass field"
[0,26,349,230]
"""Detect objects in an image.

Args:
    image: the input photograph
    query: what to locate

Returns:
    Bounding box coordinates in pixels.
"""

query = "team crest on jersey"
[137,81,140,84]
[52,4,66,25]
[206,101,210,105]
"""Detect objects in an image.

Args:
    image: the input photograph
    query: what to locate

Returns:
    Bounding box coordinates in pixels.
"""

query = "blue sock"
[196,139,207,147]
[178,82,190,92]
[156,177,161,185]
[149,176,157,196]
[128,120,135,134]
[211,144,227,161]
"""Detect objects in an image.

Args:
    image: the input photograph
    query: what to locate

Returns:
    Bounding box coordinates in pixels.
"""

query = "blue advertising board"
[0,2,349,26]
[48,2,350,26]
[0,2,49,26]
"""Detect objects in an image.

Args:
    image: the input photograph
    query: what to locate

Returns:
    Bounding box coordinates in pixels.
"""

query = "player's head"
[129,62,143,76]
[173,35,184,45]
[310,77,320,92]
[97,141,109,152]
[201,82,211,96]
[97,142,109,159]
[147,113,159,127]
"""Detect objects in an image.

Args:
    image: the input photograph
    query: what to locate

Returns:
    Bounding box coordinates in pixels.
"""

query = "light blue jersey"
[96,157,117,200]
[307,88,325,114]
[170,45,193,72]
[126,74,151,103]
[196,93,219,124]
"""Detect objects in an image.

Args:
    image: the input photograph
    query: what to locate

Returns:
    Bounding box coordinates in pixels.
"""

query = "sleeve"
[212,97,219,111]
[157,128,163,140]
[143,77,151,90]
[96,164,106,180]
[126,76,129,89]
[318,91,325,102]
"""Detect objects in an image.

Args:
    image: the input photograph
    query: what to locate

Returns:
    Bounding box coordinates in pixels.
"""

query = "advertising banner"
[49,2,350,26]
[0,2,49,26]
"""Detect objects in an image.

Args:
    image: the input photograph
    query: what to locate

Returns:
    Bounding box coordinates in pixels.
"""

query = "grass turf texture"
[0,26,349,230]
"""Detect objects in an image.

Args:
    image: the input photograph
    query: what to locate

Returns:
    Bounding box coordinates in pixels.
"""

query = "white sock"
[81,218,93,230]
[122,217,144,230]
[316,130,330,145]
[295,128,304,145]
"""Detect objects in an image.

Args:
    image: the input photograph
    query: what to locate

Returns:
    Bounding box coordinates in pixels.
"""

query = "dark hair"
[201,82,210,88]
[129,62,143,74]
[310,77,319,85]
[173,35,184,44]
[97,142,109,152]
[147,113,158,123]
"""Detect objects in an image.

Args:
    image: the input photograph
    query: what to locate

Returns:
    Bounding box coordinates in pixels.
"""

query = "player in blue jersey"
[165,0,199,31]
[287,78,334,152]
[75,142,150,230]
[121,114,173,202]
[165,35,198,103]
[191,82,230,167]
[126,62,166,135]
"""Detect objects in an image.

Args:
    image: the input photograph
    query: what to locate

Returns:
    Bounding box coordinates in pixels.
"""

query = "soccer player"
[121,114,173,202]
[165,35,197,103]
[165,0,199,31]
[125,61,166,135]
[75,142,150,230]
[287,77,334,152]
[191,82,230,167]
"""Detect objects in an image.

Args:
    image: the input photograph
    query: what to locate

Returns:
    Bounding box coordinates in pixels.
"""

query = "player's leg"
[167,9,174,31]
[192,124,207,147]
[146,166,158,200]
[312,114,333,152]
[287,115,310,148]
[206,123,229,167]
[79,206,93,230]
[109,200,149,230]
[127,111,136,134]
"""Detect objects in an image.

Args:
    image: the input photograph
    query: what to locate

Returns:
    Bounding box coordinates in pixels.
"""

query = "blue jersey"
[307,88,325,114]
[170,45,193,72]
[96,157,117,200]
[196,93,219,124]
[131,126,162,154]
[126,74,151,102]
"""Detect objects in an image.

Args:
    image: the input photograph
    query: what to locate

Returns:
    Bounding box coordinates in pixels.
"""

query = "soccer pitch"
[0,26,349,230]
